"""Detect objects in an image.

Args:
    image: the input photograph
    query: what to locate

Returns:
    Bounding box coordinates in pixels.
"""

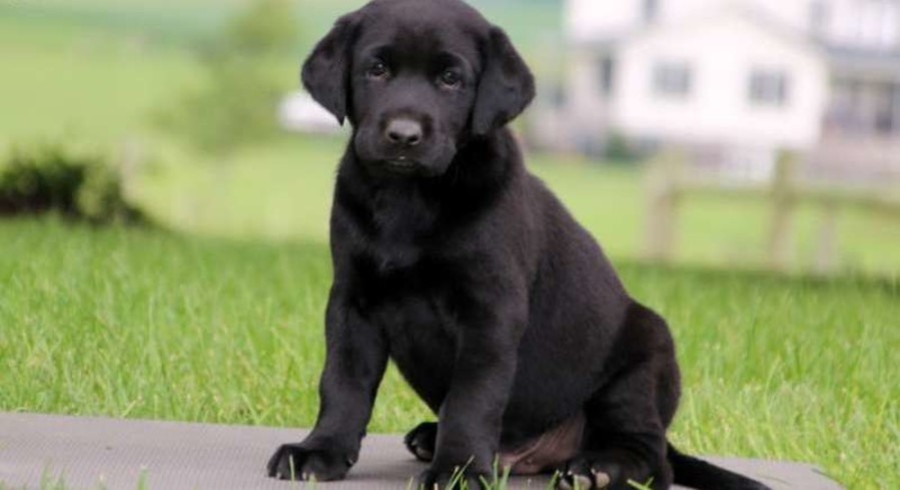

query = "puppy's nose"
[385,119,423,147]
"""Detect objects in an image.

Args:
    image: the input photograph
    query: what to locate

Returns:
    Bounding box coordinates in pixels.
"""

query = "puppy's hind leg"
[558,303,680,490]
[404,421,438,462]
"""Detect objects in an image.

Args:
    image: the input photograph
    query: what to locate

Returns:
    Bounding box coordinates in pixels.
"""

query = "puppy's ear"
[301,13,360,125]
[471,27,536,136]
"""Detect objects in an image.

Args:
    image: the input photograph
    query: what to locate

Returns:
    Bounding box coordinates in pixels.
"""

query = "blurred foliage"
[604,131,640,163]
[154,0,298,156]
[225,0,298,55]
[0,143,145,224]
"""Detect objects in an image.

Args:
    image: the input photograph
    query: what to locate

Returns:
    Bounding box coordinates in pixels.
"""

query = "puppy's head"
[302,0,534,177]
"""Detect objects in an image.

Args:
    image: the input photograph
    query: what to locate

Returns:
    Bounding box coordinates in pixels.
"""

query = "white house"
[551,0,900,178]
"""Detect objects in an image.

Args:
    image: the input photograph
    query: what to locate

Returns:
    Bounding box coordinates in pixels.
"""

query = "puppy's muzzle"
[378,117,432,174]
[384,118,423,148]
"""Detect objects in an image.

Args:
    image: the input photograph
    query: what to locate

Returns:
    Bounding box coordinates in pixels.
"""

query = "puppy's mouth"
[382,157,420,174]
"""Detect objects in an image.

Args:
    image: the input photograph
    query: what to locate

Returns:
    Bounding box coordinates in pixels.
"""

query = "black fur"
[267,1,770,489]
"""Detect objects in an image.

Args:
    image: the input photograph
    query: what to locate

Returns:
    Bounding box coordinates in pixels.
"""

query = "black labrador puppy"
[268,1,769,489]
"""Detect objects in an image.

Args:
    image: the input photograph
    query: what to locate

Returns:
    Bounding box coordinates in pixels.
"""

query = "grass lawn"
[0,218,897,489]
[125,134,900,276]
[1,3,898,489]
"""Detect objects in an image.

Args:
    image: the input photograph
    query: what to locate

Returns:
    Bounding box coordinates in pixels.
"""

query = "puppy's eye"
[438,69,461,88]
[367,61,389,79]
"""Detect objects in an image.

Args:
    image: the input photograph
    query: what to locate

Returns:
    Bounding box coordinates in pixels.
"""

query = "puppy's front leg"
[268,287,388,481]
[421,297,525,489]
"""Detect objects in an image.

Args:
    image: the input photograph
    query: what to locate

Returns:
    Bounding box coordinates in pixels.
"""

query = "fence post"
[814,199,839,276]
[643,150,682,263]
[767,151,798,272]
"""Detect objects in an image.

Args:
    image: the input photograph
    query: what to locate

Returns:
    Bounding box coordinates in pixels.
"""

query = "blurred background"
[2,4,897,487]
[1,0,898,276]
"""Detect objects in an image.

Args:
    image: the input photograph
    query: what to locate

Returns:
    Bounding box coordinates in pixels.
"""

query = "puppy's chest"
[371,289,457,344]
[362,184,443,273]
[367,235,424,276]
[350,252,461,361]
[352,248,452,310]
[350,185,467,339]
[365,289,458,409]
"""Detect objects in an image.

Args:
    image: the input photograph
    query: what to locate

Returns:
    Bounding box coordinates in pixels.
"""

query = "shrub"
[0,144,146,224]
[604,131,639,163]
[154,0,299,156]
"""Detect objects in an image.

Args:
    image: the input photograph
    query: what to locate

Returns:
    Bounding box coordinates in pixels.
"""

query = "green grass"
[0,17,198,146]
[0,3,898,489]
[0,218,897,489]
[118,136,900,276]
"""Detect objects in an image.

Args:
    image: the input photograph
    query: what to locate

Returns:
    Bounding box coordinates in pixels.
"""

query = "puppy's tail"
[667,442,772,490]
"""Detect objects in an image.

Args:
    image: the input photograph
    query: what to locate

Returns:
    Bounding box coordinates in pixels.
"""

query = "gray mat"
[0,412,840,489]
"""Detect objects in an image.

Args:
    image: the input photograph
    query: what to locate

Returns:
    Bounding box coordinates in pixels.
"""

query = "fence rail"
[642,150,900,274]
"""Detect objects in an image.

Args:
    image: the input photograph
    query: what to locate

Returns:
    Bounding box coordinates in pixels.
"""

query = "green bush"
[604,131,639,163]
[0,144,146,224]
[154,0,299,156]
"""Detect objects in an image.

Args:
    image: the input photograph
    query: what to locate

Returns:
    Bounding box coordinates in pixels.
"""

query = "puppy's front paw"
[418,467,490,489]
[556,454,615,490]
[266,443,354,481]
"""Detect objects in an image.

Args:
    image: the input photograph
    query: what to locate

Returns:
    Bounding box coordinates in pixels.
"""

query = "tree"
[155,0,298,156]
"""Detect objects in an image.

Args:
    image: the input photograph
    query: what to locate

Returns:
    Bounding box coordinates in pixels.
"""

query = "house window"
[652,61,691,98]
[598,56,616,96]
[748,70,790,106]
[643,0,660,23]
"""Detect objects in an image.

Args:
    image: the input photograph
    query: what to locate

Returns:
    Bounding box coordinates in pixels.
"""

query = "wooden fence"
[642,149,900,274]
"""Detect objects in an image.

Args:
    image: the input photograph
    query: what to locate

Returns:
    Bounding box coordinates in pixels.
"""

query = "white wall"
[656,0,739,24]
[567,48,614,138]
[753,0,815,32]
[565,0,815,42]
[610,12,828,150]
[566,0,644,42]
[821,0,900,50]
